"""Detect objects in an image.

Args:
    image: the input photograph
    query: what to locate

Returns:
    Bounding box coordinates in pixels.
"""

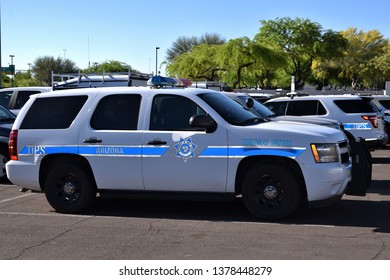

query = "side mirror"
[189,115,217,133]
[246,98,254,109]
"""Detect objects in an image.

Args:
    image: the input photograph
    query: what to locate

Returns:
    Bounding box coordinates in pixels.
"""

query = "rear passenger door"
[79,93,144,190]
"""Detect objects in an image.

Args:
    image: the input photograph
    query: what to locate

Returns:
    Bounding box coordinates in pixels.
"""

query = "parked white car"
[265,95,388,149]
[0,87,52,115]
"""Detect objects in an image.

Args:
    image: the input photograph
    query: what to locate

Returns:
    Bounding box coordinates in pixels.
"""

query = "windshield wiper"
[239,117,262,126]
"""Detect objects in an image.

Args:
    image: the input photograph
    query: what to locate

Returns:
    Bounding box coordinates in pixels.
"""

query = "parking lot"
[0,146,389,260]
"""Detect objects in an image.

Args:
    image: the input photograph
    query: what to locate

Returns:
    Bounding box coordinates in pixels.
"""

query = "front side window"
[20,96,88,129]
[150,95,206,131]
[91,94,141,130]
[287,100,327,116]
[265,101,288,116]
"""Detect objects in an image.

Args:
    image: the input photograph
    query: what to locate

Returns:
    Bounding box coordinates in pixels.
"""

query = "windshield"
[0,105,16,121]
[378,99,390,110]
[235,96,275,118]
[198,92,261,126]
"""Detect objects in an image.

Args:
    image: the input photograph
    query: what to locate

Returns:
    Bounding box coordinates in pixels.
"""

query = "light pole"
[155,47,160,76]
[9,55,15,87]
[63,49,67,60]
[27,63,32,77]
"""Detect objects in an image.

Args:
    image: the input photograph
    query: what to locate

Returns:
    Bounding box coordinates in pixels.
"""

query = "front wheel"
[45,163,96,214]
[242,163,301,220]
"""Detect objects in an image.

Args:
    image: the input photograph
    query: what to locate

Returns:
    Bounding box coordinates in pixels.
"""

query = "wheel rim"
[0,154,7,178]
[254,174,286,209]
[55,173,81,203]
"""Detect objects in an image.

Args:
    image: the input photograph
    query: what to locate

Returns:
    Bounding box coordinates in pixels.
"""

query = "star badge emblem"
[174,137,197,162]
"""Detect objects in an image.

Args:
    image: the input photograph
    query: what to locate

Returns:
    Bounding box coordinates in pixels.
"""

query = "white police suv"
[6,85,353,220]
[265,95,388,149]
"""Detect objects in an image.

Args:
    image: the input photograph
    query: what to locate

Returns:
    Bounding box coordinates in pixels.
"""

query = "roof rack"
[51,70,152,90]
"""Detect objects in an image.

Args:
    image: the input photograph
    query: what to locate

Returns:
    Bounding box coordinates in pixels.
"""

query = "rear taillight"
[362,115,378,128]
[9,129,18,161]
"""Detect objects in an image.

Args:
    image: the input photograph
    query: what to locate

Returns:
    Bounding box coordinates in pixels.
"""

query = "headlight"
[311,143,339,163]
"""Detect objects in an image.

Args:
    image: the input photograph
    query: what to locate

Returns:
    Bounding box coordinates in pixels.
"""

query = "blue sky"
[1,0,390,74]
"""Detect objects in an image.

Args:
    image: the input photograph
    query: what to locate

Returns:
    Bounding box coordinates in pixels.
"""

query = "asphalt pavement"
[0,146,389,260]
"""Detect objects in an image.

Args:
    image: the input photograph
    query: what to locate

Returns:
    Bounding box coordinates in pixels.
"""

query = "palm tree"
[166,33,226,62]
[32,56,78,85]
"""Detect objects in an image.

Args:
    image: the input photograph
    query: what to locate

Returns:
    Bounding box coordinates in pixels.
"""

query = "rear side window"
[20,96,88,129]
[334,99,375,113]
[14,90,42,109]
[0,91,13,107]
[287,100,327,116]
[91,94,141,130]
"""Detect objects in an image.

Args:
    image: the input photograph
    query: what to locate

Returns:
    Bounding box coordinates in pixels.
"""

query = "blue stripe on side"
[19,146,79,155]
[343,123,371,130]
[19,145,169,157]
[200,146,305,158]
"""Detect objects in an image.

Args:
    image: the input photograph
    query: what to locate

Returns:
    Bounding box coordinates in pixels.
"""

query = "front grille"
[339,140,350,164]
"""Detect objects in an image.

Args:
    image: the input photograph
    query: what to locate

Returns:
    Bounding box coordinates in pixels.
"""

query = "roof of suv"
[267,94,364,101]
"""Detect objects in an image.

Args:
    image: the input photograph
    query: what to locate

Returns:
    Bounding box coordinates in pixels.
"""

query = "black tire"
[44,163,96,214]
[242,163,301,220]
[0,146,10,182]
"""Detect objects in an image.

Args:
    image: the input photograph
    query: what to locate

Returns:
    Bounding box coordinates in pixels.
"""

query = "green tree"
[255,17,347,90]
[338,28,389,90]
[84,60,136,73]
[166,44,222,80]
[13,71,40,87]
[215,37,286,88]
[166,33,226,63]
[1,72,12,88]
[32,56,78,85]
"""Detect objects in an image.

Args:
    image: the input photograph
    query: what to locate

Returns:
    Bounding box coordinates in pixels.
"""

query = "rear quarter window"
[20,96,88,129]
[14,90,42,109]
[334,99,375,113]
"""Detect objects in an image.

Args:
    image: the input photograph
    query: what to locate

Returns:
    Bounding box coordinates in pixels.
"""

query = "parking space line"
[0,193,35,204]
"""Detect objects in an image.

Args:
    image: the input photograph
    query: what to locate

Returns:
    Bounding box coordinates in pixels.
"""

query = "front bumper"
[301,161,352,204]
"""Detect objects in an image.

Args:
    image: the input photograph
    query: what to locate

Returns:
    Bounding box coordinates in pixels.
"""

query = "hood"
[272,116,342,130]
[243,120,346,144]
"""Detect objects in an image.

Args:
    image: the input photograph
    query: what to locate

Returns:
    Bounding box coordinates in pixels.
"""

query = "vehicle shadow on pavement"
[81,178,390,233]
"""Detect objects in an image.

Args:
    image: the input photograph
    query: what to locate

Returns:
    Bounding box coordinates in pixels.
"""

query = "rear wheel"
[242,163,301,220]
[45,163,96,214]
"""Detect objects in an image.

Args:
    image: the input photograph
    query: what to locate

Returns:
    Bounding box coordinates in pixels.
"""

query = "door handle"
[146,140,167,145]
[83,137,102,143]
